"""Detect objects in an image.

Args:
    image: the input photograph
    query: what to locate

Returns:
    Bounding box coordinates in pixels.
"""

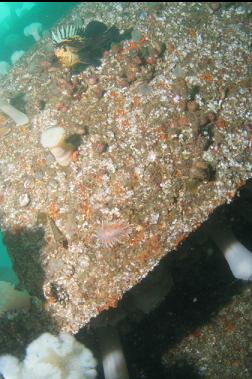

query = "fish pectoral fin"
[83,20,108,38]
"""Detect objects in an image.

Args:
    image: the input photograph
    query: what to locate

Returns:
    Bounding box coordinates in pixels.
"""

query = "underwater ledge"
[0,2,251,338]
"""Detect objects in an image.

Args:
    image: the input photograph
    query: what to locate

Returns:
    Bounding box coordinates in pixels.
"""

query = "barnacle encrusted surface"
[0,2,251,339]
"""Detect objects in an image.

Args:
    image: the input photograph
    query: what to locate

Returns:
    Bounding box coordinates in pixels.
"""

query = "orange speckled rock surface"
[0,2,251,337]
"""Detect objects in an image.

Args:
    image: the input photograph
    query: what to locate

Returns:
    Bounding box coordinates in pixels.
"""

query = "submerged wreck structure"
[0,1,251,359]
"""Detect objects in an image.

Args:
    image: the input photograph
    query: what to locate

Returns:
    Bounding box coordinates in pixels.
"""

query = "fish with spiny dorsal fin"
[52,20,132,70]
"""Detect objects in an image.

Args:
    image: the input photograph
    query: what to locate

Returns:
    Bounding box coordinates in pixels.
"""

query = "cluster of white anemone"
[0,332,97,379]
[0,23,43,77]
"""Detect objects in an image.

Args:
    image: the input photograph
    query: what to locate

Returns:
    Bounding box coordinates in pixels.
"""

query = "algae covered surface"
[0,1,251,355]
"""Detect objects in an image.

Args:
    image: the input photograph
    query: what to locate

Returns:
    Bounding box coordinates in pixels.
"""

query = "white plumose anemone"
[11,50,25,65]
[0,100,29,126]
[0,332,97,379]
[209,227,252,281]
[24,22,42,42]
[0,61,10,76]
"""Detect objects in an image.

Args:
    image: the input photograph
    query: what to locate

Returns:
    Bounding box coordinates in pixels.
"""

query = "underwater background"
[0,2,79,64]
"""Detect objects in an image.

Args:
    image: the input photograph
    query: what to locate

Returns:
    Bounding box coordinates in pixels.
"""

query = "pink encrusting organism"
[96,221,132,248]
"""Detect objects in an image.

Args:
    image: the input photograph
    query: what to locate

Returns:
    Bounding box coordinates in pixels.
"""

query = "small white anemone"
[0,61,10,76]
[0,100,29,126]
[97,326,129,379]
[222,237,252,281]
[24,22,42,42]
[0,281,31,316]
[209,226,252,281]
[41,126,74,166]
[11,50,25,65]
